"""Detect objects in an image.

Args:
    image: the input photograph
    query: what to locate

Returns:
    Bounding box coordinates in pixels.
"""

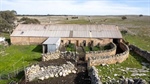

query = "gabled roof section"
[11,24,122,38]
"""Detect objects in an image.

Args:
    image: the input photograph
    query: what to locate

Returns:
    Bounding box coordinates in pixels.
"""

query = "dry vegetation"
[16,15,150,52]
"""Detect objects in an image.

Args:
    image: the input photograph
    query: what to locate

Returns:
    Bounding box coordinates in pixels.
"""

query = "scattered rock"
[114,74,118,76]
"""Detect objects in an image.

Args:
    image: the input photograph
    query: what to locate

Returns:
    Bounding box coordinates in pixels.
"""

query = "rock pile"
[42,52,60,61]
[25,61,77,82]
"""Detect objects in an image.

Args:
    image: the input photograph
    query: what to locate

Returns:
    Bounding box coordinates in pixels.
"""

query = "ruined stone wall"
[88,42,129,66]
[85,42,116,61]
[88,66,102,84]
[129,45,150,62]
[11,36,47,45]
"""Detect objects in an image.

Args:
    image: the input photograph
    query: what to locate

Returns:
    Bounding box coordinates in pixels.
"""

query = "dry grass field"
[17,15,150,48]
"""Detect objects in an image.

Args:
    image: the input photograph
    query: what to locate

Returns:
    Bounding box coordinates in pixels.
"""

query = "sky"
[0,0,150,15]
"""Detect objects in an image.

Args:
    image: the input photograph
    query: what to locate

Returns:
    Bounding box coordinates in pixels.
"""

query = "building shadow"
[130,51,150,66]
[74,71,91,84]
[32,45,42,53]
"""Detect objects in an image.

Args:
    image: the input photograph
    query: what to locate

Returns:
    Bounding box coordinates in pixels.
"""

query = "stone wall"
[88,42,129,66]
[85,42,116,61]
[88,66,102,84]
[25,61,77,82]
[129,45,150,62]
[11,36,47,45]
[42,51,60,61]
[42,51,78,62]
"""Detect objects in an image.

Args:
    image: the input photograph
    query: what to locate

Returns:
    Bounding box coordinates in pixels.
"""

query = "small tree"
[139,14,143,17]
[122,16,127,20]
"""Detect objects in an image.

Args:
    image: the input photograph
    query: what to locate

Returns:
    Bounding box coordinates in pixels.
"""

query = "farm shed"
[42,37,60,53]
[10,24,122,46]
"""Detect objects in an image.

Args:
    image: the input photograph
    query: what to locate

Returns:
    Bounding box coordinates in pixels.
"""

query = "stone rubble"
[25,61,77,82]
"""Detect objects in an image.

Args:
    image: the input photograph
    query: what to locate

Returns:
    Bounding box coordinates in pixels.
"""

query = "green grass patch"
[123,34,150,51]
[66,43,76,51]
[84,46,91,51]
[84,44,112,52]
[96,51,150,83]
[0,45,42,83]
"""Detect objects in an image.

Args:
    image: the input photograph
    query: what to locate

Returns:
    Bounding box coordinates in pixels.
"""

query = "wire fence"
[0,56,36,81]
[0,67,24,80]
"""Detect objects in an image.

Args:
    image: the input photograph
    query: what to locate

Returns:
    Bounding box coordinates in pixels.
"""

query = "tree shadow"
[32,45,42,53]
[6,38,11,45]
[15,70,24,80]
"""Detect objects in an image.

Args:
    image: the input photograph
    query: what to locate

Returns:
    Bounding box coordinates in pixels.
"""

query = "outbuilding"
[42,37,60,53]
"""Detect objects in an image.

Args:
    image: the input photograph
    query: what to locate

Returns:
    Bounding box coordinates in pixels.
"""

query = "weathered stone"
[59,72,63,76]
[55,73,59,77]
[45,75,49,79]
[62,73,66,77]
[72,70,76,73]
[39,77,44,80]
[114,74,118,76]
[49,74,54,78]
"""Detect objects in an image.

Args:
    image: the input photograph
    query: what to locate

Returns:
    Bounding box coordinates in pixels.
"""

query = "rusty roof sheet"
[11,24,122,38]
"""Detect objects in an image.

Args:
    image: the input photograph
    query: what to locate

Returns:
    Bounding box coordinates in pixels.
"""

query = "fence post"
[8,74,10,80]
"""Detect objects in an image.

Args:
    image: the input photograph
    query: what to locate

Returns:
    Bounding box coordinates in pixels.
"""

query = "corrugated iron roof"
[43,37,60,44]
[11,24,122,38]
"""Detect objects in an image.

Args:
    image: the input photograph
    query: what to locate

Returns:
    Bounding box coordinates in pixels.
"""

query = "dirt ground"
[20,47,91,84]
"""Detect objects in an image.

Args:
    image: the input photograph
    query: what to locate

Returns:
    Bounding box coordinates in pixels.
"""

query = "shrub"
[122,16,127,20]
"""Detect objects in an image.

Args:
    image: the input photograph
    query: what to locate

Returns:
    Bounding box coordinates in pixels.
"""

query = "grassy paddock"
[62,19,91,24]
[0,45,42,83]
[96,51,150,83]
[123,34,150,51]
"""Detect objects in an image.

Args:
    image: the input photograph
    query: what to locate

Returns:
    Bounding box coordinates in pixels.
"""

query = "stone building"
[10,24,122,52]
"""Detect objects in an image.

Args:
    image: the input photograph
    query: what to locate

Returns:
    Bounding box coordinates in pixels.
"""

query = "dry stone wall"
[25,61,77,82]
[42,51,79,63]
[88,66,102,84]
[88,42,129,66]
[42,51,60,61]
[85,42,116,61]
[129,45,150,62]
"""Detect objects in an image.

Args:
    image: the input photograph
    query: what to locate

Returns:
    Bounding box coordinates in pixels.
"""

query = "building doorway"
[76,40,79,46]
[91,40,93,46]
[83,40,86,46]
[113,39,119,44]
